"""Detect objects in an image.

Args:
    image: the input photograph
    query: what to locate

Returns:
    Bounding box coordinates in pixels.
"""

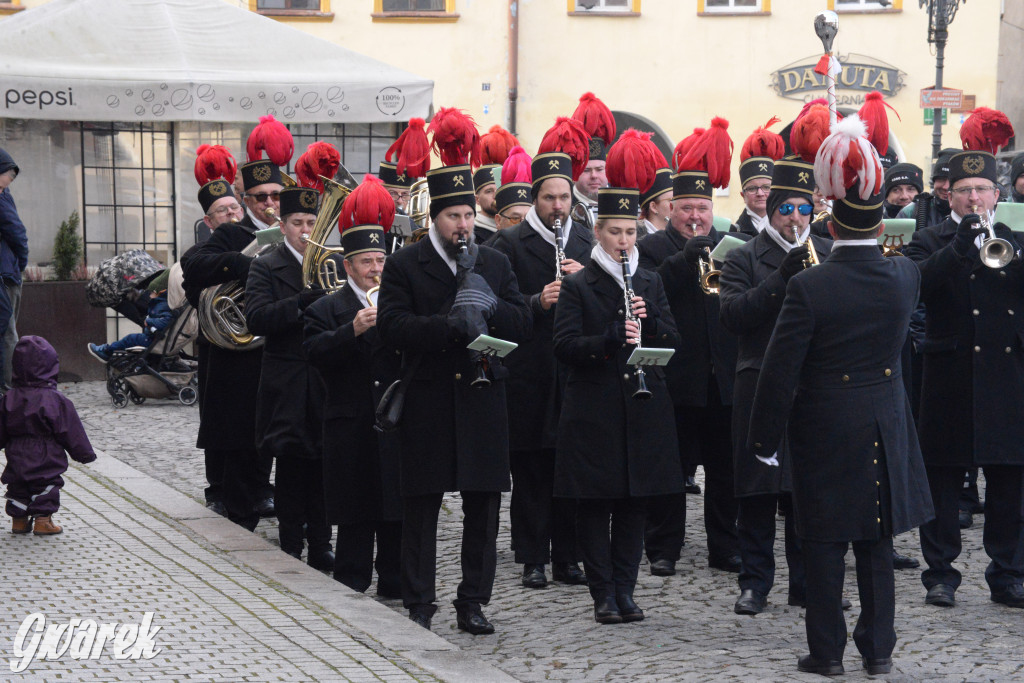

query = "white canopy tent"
[0,0,433,123]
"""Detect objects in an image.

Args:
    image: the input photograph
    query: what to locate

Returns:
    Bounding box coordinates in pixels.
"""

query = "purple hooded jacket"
[0,336,95,487]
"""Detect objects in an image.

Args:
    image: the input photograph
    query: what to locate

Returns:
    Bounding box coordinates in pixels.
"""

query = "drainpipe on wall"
[508,0,519,135]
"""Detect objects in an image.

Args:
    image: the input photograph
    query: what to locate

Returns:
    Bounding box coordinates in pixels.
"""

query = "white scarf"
[591,244,638,291]
[246,206,272,231]
[642,218,660,235]
[348,278,370,308]
[574,185,597,207]
[427,226,458,274]
[525,205,559,248]
[765,224,810,254]
[831,238,878,249]
[745,208,769,234]
[474,212,497,233]
[951,209,996,249]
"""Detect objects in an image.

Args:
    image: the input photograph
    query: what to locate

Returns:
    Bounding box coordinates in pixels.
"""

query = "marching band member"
[474,125,519,243]
[732,118,785,237]
[552,185,681,624]
[379,161,414,215]
[570,93,614,230]
[639,168,673,239]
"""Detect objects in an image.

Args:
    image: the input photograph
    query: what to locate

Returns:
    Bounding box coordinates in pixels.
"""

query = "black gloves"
[779,245,810,282]
[298,287,327,310]
[954,213,985,253]
[683,235,716,266]
[603,320,627,354]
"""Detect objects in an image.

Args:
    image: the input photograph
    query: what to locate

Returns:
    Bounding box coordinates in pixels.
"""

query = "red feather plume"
[796,98,829,121]
[791,104,832,163]
[571,92,616,147]
[245,115,294,166]
[740,116,784,162]
[194,144,237,185]
[537,117,591,181]
[479,125,519,167]
[295,142,340,192]
[672,128,704,172]
[338,175,396,234]
[606,129,667,193]
[385,118,430,178]
[679,117,733,189]
[501,145,532,183]
[857,91,901,156]
[428,107,481,167]
[960,107,1015,155]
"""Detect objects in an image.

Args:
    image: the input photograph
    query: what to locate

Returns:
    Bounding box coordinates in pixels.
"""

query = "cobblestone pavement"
[50,381,1024,682]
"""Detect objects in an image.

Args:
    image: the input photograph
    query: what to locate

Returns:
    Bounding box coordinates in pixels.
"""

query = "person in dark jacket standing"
[904,140,1024,610]
[0,148,29,389]
[2,336,96,535]
[303,176,402,596]
[486,152,589,589]
[719,156,830,615]
[732,156,775,237]
[553,187,682,624]
[245,186,332,570]
[376,156,532,634]
[748,121,933,676]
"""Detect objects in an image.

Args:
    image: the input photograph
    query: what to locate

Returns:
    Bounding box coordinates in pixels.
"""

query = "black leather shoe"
[788,595,851,610]
[456,608,495,635]
[284,549,302,560]
[551,562,587,585]
[734,589,767,615]
[709,554,742,573]
[959,510,973,529]
[521,564,547,588]
[205,500,228,517]
[797,654,845,676]
[408,606,435,630]
[616,594,644,622]
[991,584,1024,608]
[594,596,623,624]
[925,583,956,607]
[650,558,676,576]
[255,497,276,518]
[308,549,335,571]
[863,657,893,675]
[893,552,920,569]
[684,476,702,494]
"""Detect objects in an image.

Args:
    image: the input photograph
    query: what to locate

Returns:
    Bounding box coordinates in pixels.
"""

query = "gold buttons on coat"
[454,373,462,380]
[884,369,892,377]
[974,346,981,352]
[973,309,980,316]
[842,374,850,382]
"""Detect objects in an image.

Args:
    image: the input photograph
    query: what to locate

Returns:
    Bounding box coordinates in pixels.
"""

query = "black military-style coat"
[552,260,684,499]
[638,226,747,407]
[732,210,759,237]
[180,221,262,451]
[244,243,325,460]
[376,238,532,496]
[485,219,592,451]
[903,217,1024,466]
[719,230,833,497]
[747,246,933,542]
[303,285,402,524]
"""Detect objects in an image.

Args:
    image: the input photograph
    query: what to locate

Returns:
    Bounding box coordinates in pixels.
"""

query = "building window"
[570,0,640,14]
[698,0,769,15]
[829,0,901,10]
[0,0,24,13]
[373,0,458,20]
[251,0,332,19]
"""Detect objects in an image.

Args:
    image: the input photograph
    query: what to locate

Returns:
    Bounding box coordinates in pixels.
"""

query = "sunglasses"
[245,191,281,203]
[778,203,814,216]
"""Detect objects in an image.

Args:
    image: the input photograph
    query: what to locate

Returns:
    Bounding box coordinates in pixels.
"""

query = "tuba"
[406,177,431,243]
[301,175,352,291]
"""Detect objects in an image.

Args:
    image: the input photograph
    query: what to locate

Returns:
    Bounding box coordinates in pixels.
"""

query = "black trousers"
[334,520,402,596]
[804,536,895,663]
[577,497,647,601]
[204,448,224,504]
[256,450,275,501]
[208,447,261,531]
[920,464,1024,592]
[737,493,805,599]
[275,456,331,556]
[401,491,501,611]
[645,401,738,563]
[510,447,577,564]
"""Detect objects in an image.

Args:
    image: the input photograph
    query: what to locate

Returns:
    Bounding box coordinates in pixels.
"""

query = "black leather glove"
[954,213,985,253]
[453,273,498,317]
[603,320,627,354]
[298,287,327,310]
[779,245,810,281]
[683,235,716,266]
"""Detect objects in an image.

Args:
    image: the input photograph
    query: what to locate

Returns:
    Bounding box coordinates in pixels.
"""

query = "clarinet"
[619,249,652,400]
[553,218,566,281]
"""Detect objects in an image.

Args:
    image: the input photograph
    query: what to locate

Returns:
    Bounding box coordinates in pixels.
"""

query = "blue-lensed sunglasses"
[778,203,814,216]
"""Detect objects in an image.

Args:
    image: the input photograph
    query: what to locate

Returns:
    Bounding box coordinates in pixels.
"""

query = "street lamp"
[921,0,966,162]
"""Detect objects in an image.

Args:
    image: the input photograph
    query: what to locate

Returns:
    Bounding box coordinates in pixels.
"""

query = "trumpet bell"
[981,236,1014,269]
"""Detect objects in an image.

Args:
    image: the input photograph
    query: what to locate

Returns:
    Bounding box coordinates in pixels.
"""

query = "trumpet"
[553,218,566,281]
[793,225,820,268]
[620,249,652,400]
[972,205,1014,269]
[693,222,721,295]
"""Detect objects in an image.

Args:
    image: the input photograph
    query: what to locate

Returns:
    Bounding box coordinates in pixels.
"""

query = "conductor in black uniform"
[245,186,333,570]
[748,137,932,676]
[719,156,830,615]
[376,164,532,634]
[486,152,589,589]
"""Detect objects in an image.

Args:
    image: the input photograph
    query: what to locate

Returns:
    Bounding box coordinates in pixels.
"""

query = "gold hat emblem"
[758,162,768,172]
[517,189,528,199]
[549,159,560,170]
[369,232,380,243]
[208,182,226,197]
[453,174,465,187]
[963,155,985,175]
[618,198,631,209]
[695,179,706,190]
[396,173,406,183]
[299,190,317,209]
[252,164,271,183]
[798,171,810,184]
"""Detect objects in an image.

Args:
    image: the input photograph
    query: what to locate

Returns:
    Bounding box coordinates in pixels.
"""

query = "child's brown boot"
[11,517,31,534]
[32,516,62,535]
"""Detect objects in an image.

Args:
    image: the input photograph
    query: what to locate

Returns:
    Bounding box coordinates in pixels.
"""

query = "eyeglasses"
[245,191,281,203]
[743,184,772,196]
[208,204,242,217]
[950,185,997,196]
[778,203,814,216]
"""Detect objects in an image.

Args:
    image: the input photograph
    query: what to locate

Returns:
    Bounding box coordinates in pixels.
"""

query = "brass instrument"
[198,235,275,350]
[881,234,904,257]
[366,276,381,308]
[407,178,431,237]
[693,222,721,295]
[813,209,831,224]
[571,201,595,232]
[553,218,566,281]
[793,226,820,268]
[620,249,652,400]
[973,205,1014,269]
[281,171,297,188]
[301,175,352,291]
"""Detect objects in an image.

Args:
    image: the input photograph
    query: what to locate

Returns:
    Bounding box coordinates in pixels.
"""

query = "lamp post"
[922,0,966,163]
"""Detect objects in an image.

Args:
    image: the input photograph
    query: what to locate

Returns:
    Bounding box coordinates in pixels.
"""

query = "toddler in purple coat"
[2,336,95,535]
